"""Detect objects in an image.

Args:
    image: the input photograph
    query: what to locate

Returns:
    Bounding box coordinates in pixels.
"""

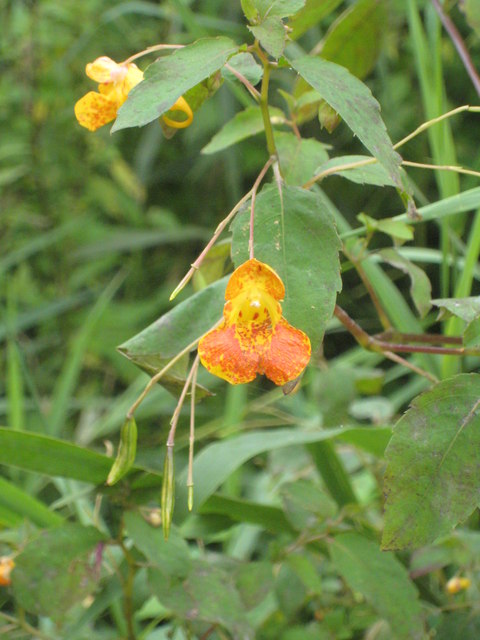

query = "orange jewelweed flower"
[0,556,14,586]
[198,259,311,385]
[75,56,193,131]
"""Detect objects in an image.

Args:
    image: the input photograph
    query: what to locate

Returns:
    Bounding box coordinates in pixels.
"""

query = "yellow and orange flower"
[74,56,193,131]
[198,259,311,385]
[446,576,471,594]
[0,556,14,586]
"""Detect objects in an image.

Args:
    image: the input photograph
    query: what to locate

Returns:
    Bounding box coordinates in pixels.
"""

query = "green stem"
[256,43,277,157]
[119,538,137,640]
[306,441,357,508]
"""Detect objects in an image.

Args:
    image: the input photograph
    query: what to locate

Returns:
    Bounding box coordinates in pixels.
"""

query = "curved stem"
[170,188,254,300]
[187,357,200,511]
[126,336,202,419]
[249,157,274,259]
[119,535,137,640]
[303,105,480,189]
[255,42,277,157]
[430,0,480,97]
[224,62,261,100]
[167,354,200,447]
[122,44,184,65]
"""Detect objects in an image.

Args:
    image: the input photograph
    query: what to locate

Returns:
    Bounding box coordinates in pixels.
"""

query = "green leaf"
[335,427,392,458]
[431,296,480,324]
[148,560,253,638]
[435,611,480,640]
[118,277,227,392]
[200,494,295,534]
[249,16,286,59]
[234,561,274,610]
[49,273,125,437]
[287,56,403,190]
[202,106,285,155]
[241,0,260,22]
[221,52,263,87]
[290,0,344,39]
[286,553,323,598]
[281,480,337,531]
[0,427,160,485]
[358,213,414,244]
[12,523,105,620]
[464,316,480,347]
[176,426,347,520]
[275,132,329,186]
[275,563,307,616]
[254,0,306,18]
[231,183,342,349]
[317,100,341,132]
[183,72,223,113]
[320,0,385,79]
[112,37,238,131]
[307,440,357,507]
[344,187,480,244]
[0,476,64,528]
[375,219,414,242]
[379,248,432,318]
[193,240,231,292]
[330,533,424,640]
[0,427,111,483]
[315,155,398,187]
[124,511,191,577]
[383,374,480,550]
[462,0,480,37]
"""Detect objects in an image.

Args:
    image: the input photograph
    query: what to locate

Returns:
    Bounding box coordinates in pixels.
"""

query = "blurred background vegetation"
[2,0,480,638]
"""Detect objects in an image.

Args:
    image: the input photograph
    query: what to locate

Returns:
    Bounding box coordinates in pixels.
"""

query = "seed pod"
[161,446,175,540]
[106,417,137,486]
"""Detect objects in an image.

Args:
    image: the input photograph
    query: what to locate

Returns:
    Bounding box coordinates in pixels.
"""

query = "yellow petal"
[162,96,194,129]
[86,56,126,83]
[74,91,118,131]
[226,259,285,301]
[124,63,144,92]
[98,82,127,107]
[0,557,14,586]
[97,63,143,108]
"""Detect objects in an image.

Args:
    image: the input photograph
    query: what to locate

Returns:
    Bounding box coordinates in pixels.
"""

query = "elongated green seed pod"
[161,446,175,540]
[106,417,137,486]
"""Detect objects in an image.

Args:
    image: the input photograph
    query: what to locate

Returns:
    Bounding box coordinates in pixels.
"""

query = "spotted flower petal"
[225,258,284,301]
[75,58,144,131]
[76,55,193,132]
[74,91,118,131]
[260,317,312,385]
[197,323,258,384]
[198,259,311,386]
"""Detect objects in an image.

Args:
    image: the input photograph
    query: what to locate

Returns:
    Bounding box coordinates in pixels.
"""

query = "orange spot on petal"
[226,259,285,301]
[260,318,311,385]
[198,323,258,385]
[74,91,118,131]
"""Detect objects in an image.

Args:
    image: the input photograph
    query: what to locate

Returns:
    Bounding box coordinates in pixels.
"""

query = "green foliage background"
[2,0,480,638]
